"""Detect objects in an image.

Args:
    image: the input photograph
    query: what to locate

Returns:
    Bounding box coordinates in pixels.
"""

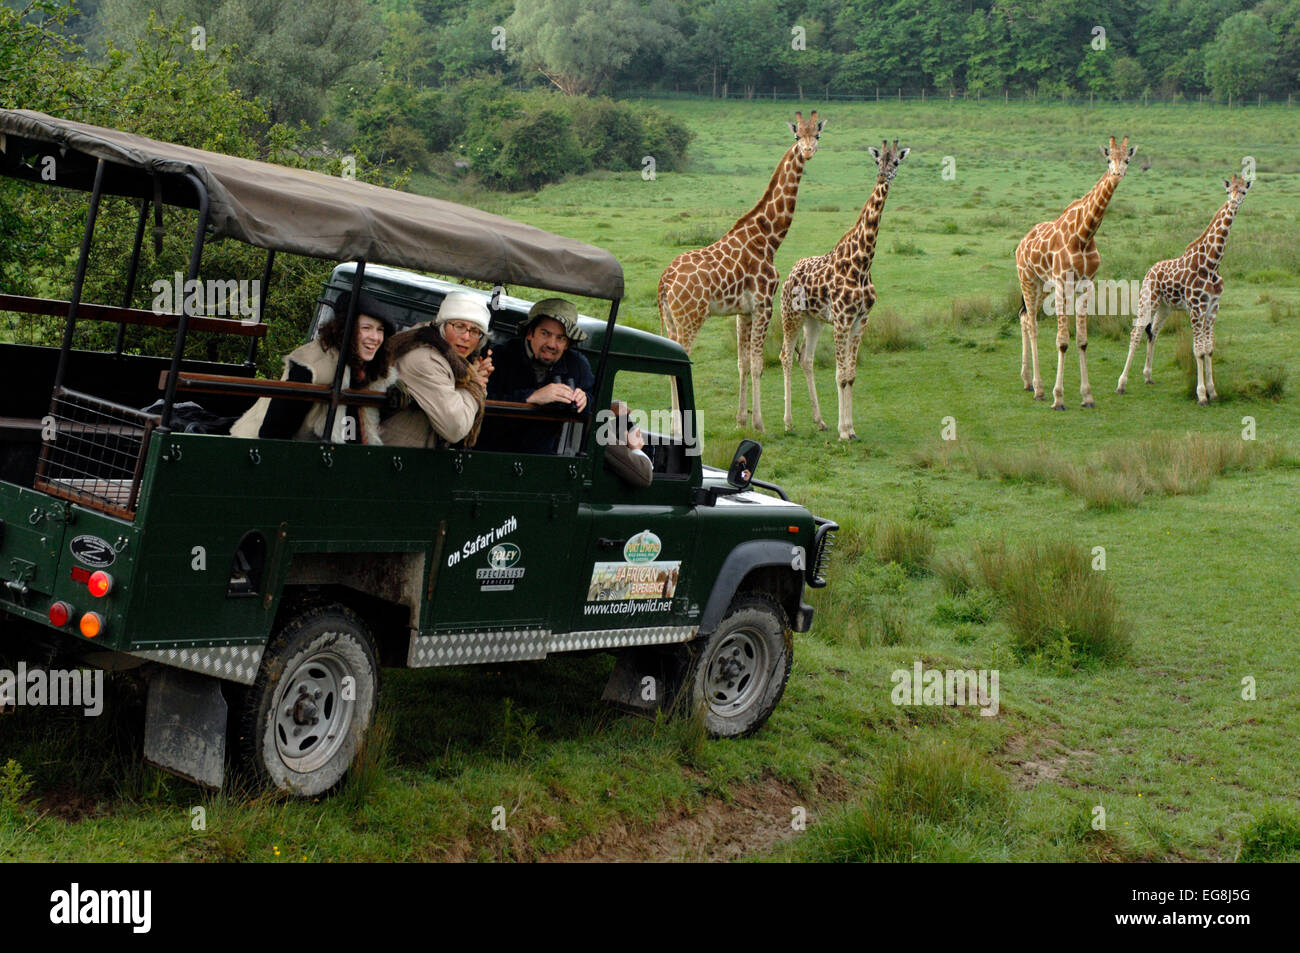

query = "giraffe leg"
[1118,279,1154,394]
[1190,304,1209,405]
[1018,274,1042,394]
[735,314,752,428]
[1146,301,1171,385]
[749,297,773,434]
[1204,297,1219,402]
[1052,276,1069,409]
[832,321,857,440]
[1076,276,1095,408]
[802,317,827,431]
[779,292,798,432]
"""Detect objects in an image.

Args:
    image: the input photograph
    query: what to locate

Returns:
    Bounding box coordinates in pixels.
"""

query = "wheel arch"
[698,540,806,636]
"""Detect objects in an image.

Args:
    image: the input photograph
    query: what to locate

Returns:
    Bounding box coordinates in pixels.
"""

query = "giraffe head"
[867,139,911,181]
[1222,173,1252,207]
[1099,135,1137,177]
[786,110,825,161]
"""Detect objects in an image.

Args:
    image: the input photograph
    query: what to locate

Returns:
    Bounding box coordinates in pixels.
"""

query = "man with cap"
[482,297,594,454]
[381,291,494,448]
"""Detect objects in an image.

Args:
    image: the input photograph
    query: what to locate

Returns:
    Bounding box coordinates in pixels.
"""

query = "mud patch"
[1000,734,1094,790]
[545,774,840,863]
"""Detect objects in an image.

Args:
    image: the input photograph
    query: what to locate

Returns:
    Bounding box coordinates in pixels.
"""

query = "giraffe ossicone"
[1015,135,1136,410]
[779,138,910,441]
[657,111,825,434]
[1117,174,1252,404]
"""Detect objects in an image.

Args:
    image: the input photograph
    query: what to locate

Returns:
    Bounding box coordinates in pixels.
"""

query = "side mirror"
[727,439,762,489]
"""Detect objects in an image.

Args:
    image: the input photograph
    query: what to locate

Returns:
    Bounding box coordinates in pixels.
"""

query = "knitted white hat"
[435,292,491,335]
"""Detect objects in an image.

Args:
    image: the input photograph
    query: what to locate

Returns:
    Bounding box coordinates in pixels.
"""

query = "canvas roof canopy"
[0,109,624,301]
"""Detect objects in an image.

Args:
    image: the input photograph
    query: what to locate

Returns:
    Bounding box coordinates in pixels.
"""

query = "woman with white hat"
[380,291,494,448]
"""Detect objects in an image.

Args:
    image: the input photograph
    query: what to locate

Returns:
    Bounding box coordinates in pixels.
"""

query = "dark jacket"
[480,337,594,453]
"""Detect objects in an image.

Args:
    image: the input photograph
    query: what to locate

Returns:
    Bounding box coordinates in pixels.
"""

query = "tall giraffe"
[779,139,910,440]
[658,111,825,433]
[1016,135,1136,409]
[1117,174,1252,403]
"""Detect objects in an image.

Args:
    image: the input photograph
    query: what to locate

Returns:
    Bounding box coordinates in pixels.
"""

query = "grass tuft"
[864,309,923,352]
[870,517,933,576]
[1238,805,1300,862]
[780,741,1012,861]
[973,539,1131,668]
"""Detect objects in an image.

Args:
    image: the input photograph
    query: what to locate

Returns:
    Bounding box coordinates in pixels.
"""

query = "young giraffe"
[658,111,825,433]
[1016,135,1136,409]
[779,139,910,440]
[1117,174,1252,403]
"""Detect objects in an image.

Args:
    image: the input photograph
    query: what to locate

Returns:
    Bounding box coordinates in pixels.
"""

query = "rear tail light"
[87,570,113,598]
[79,612,104,638]
[48,601,73,627]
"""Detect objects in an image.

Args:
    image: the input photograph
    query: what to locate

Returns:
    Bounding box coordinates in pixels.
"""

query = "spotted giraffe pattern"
[778,140,909,440]
[1016,135,1136,409]
[1117,174,1251,404]
[658,111,825,433]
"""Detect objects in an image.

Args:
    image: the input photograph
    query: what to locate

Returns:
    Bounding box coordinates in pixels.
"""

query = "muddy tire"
[240,604,378,797]
[688,594,792,738]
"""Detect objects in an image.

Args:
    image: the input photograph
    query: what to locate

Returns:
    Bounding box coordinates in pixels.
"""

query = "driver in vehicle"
[603,400,653,488]
[381,291,493,448]
[480,298,594,453]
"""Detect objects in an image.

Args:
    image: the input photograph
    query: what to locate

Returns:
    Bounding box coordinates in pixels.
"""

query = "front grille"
[808,517,837,588]
[33,387,158,520]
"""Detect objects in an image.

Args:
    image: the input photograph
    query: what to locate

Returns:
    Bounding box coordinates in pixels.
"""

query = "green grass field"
[4,99,1300,862]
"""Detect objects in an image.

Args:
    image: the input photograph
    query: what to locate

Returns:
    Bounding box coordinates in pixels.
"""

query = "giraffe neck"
[834,175,891,273]
[1069,172,1120,244]
[1185,198,1240,272]
[731,144,807,253]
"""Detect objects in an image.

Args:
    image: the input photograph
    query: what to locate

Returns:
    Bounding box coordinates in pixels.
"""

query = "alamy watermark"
[0,662,103,717]
[150,271,261,324]
[890,661,999,716]
[593,408,702,456]
[1041,277,1143,317]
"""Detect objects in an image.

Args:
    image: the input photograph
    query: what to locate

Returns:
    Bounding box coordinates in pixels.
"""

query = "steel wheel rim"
[273,650,354,773]
[703,628,769,717]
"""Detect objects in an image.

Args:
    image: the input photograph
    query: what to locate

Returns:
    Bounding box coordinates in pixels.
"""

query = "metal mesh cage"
[33,387,158,520]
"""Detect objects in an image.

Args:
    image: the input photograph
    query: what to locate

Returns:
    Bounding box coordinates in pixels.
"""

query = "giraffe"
[658,110,825,433]
[779,139,910,440]
[1117,174,1251,404]
[1016,135,1136,409]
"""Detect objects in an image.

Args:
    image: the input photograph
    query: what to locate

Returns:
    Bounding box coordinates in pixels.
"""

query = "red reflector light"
[48,601,72,627]
[80,612,103,638]
[87,570,113,598]
[70,566,91,583]
[787,525,799,534]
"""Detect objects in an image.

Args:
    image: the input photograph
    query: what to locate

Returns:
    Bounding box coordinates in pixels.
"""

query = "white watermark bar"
[0,663,104,717]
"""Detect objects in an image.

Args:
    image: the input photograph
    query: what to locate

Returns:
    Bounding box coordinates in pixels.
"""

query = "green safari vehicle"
[0,110,837,796]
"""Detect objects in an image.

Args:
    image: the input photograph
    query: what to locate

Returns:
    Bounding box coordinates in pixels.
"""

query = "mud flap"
[143,667,227,790]
[602,644,693,717]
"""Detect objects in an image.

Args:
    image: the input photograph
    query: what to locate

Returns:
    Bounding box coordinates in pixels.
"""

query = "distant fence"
[621,87,1298,108]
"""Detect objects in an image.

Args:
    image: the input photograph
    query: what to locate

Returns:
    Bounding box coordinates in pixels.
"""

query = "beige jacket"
[380,325,484,448]
[230,339,392,444]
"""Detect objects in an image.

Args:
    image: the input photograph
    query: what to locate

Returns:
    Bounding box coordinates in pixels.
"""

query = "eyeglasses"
[445,321,484,340]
